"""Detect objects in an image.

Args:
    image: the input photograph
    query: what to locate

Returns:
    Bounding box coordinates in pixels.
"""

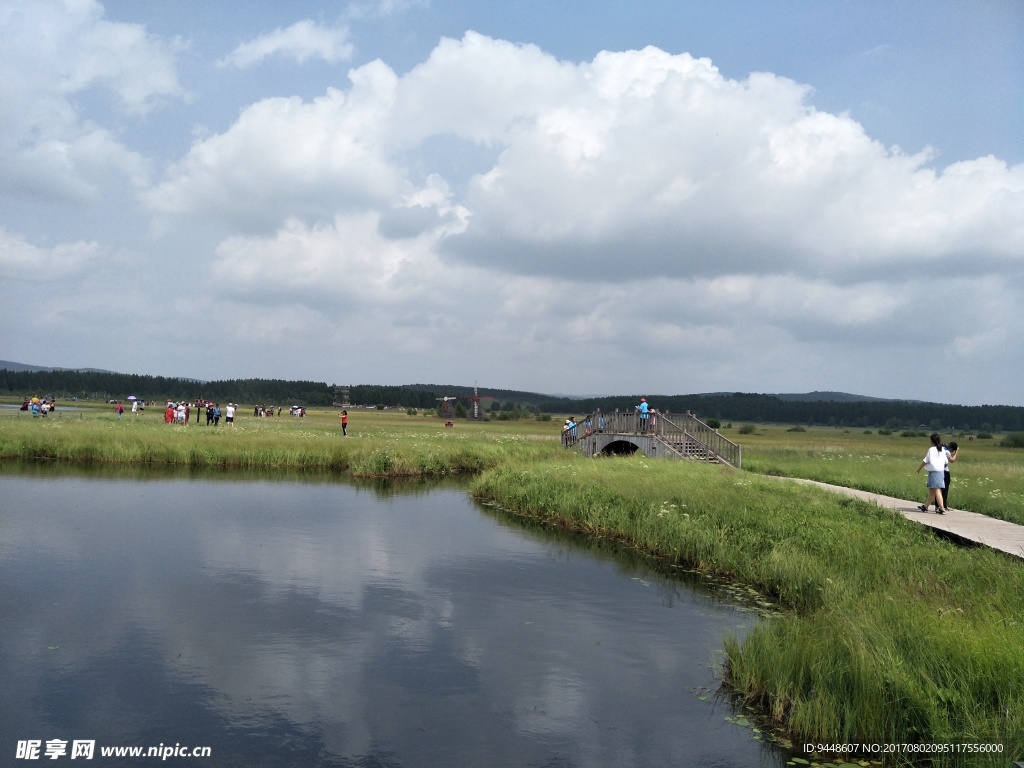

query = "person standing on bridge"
[916,433,949,514]
[635,397,650,433]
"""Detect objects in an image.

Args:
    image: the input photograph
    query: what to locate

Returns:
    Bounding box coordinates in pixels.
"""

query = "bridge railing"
[575,409,741,468]
[657,412,742,468]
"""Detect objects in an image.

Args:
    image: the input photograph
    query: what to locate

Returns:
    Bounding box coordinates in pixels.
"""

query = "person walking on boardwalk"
[916,433,949,514]
[635,397,650,433]
[932,441,959,511]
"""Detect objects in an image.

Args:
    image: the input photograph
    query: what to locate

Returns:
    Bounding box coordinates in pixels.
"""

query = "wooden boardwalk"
[788,478,1024,561]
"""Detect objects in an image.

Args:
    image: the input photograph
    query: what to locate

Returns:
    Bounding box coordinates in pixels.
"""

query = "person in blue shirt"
[635,397,649,432]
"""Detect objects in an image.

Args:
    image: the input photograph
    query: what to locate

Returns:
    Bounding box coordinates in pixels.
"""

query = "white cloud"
[435,44,1024,282]
[148,64,404,229]
[219,20,354,69]
[2,15,1021,404]
[0,0,183,113]
[211,182,469,310]
[132,31,1024,402]
[0,0,181,200]
[158,32,1022,286]
[0,227,98,280]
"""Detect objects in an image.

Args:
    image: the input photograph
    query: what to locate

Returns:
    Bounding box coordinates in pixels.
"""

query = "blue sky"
[2,0,1022,404]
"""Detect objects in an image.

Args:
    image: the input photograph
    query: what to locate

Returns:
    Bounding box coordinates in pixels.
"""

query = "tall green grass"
[471,456,1024,765]
[0,409,559,476]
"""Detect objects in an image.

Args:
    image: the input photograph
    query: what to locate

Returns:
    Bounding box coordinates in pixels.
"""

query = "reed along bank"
[470,458,1024,766]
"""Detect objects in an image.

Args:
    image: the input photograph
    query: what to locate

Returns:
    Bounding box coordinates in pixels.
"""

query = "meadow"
[3,402,1023,764]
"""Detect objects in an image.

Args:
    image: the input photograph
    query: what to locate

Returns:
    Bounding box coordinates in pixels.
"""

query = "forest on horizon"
[2,367,1022,432]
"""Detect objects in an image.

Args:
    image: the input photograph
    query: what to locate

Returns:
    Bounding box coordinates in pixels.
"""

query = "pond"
[0,469,788,767]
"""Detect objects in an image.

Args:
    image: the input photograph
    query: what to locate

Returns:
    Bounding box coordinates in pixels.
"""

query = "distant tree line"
[348,385,440,409]
[5,368,1020,430]
[0,369,462,408]
[535,393,1024,432]
[0,370,342,405]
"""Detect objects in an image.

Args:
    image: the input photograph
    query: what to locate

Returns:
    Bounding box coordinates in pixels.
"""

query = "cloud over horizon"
[2,4,1022,405]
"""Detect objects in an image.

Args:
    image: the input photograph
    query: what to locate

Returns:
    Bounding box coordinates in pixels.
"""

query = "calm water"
[0,470,786,767]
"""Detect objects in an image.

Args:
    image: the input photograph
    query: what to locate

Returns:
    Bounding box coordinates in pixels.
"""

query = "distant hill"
[769,391,897,403]
[0,359,116,374]
[3,362,1021,430]
[0,365,922,405]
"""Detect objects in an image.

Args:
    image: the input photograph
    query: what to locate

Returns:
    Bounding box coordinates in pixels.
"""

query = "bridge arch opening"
[601,440,640,457]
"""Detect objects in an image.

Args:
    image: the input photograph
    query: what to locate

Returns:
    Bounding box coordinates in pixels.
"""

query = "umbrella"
[127,395,138,401]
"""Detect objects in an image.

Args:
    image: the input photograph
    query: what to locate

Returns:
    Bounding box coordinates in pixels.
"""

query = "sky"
[1,0,1022,406]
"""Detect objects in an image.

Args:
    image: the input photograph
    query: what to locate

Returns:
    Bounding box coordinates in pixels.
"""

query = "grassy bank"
[470,457,1024,766]
[0,405,559,476]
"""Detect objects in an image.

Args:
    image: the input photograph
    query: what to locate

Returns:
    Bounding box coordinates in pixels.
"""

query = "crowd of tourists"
[99,399,318,426]
[159,401,237,426]
[21,396,54,417]
[254,405,281,417]
[563,399,660,446]
[561,413,605,446]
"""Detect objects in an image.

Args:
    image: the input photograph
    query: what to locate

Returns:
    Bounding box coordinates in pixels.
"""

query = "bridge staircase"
[566,410,741,469]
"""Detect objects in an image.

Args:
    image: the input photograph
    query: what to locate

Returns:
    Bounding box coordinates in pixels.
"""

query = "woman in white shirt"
[916,433,949,514]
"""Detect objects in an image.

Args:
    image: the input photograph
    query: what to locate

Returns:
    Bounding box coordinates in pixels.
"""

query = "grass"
[737,424,1024,525]
[471,456,1024,766]
[3,404,1024,763]
[0,403,559,476]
